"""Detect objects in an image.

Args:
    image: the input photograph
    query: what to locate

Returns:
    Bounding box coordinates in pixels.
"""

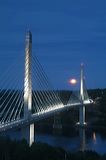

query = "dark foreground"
[0,137,106,160]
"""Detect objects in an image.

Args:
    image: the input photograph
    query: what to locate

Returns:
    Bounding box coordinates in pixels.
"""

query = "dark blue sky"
[0,0,106,89]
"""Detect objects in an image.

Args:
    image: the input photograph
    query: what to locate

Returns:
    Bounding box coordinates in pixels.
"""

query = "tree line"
[0,137,106,160]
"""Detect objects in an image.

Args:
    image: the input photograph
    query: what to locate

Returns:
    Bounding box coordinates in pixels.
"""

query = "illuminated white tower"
[22,31,34,146]
[79,63,86,127]
[24,31,32,119]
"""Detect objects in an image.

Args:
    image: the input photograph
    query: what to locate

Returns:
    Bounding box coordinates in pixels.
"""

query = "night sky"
[0,0,106,90]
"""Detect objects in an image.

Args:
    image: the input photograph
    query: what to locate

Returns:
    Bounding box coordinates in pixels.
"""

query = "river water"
[35,128,106,154]
[2,126,106,155]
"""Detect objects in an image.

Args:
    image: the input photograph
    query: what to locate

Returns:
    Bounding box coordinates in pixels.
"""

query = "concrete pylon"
[79,63,86,127]
[53,113,62,135]
[22,31,34,146]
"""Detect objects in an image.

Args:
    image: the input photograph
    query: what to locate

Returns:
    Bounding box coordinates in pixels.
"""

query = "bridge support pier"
[53,113,62,135]
[21,123,34,146]
[79,105,86,127]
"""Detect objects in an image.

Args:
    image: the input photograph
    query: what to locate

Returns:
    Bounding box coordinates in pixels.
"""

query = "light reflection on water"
[93,132,96,142]
[87,133,106,154]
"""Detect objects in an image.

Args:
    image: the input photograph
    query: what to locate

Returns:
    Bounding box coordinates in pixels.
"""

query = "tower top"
[81,63,84,67]
[26,30,32,43]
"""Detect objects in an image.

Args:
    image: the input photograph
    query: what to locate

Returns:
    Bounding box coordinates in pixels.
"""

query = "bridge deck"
[0,100,93,132]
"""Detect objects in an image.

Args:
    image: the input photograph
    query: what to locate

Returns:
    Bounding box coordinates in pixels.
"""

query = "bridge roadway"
[0,99,93,132]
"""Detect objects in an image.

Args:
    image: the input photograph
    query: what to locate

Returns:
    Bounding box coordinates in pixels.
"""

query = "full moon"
[69,79,77,85]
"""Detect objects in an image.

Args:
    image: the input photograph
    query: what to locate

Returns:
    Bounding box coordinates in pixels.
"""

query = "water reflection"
[93,132,97,143]
[79,128,86,152]
[79,129,97,151]
[1,127,106,154]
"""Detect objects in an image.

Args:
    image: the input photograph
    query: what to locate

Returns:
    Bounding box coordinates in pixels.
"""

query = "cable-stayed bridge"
[0,31,93,145]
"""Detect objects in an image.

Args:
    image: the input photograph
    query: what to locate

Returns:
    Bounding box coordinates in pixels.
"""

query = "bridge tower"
[22,31,34,146]
[79,63,86,127]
